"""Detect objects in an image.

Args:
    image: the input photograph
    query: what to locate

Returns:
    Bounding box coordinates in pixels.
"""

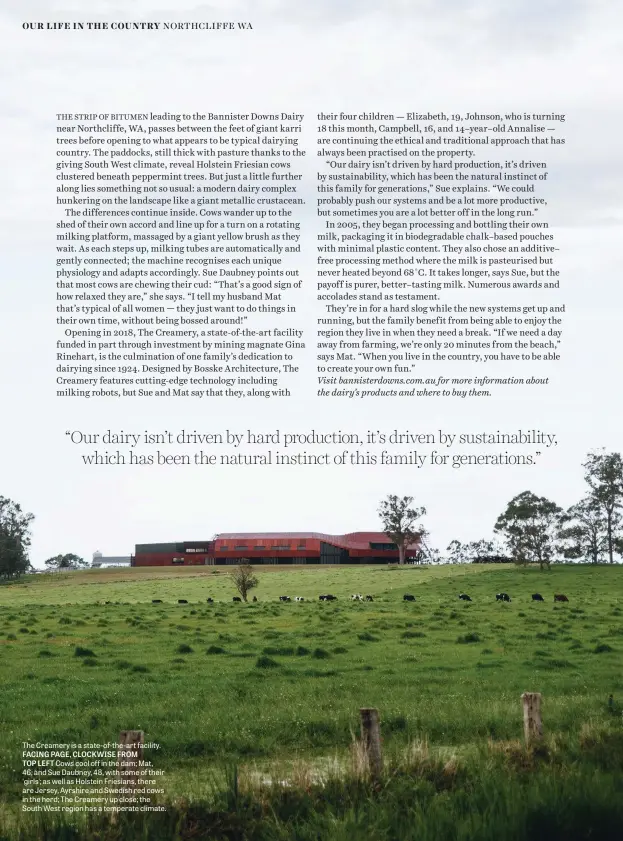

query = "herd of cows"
[457,592,568,603]
[146,592,570,605]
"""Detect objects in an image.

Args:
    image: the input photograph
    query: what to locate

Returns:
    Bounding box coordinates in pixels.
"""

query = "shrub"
[593,643,615,654]
[206,645,226,655]
[457,633,481,644]
[74,647,95,658]
[312,648,330,659]
[177,644,193,654]
[256,655,280,669]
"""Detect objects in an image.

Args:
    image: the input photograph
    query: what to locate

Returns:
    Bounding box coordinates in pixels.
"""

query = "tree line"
[2,449,622,578]
[379,450,623,568]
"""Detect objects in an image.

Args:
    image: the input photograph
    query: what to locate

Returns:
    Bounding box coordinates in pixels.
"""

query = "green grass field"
[1,564,622,840]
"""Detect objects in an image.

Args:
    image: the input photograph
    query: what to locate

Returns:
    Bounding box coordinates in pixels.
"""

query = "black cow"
[206,598,214,603]
[403,594,416,602]
[279,596,291,602]
[554,594,569,602]
[531,593,544,602]
[152,599,163,604]
[496,593,511,602]
[319,594,337,601]
[365,595,374,602]
[233,596,242,602]
[178,599,188,604]
[459,594,472,602]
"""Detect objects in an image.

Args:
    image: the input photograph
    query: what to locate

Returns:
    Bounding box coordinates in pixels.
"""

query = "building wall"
[92,554,132,568]
[132,532,421,566]
[132,553,212,567]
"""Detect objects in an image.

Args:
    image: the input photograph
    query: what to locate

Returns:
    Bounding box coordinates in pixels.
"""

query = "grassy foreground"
[1,564,622,840]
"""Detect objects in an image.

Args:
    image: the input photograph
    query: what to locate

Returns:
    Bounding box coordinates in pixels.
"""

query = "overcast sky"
[0,1,621,565]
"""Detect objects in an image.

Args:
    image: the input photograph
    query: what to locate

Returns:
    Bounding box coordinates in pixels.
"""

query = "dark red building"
[132,532,422,566]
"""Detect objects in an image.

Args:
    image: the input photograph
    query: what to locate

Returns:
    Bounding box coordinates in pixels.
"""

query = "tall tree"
[583,451,623,563]
[559,497,608,564]
[378,495,426,565]
[229,563,258,602]
[494,491,563,569]
[0,496,34,579]
[44,553,88,571]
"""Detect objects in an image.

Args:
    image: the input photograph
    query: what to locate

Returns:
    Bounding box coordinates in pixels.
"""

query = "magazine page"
[1,2,622,839]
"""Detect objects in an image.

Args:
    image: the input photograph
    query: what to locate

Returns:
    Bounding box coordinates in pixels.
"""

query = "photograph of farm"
[1,452,622,840]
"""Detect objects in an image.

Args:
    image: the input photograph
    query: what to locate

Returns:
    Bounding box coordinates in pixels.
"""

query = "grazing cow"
[403,594,416,602]
[365,595,374,602]
[351,594,363,601]
[459,594,472,602]
[319,594,337,601]
[531,593,544,602]
[178,599,188,604]
[496,593,511,602]
[294,596,305,602]
[233,596,242,602]
[152,599,162,604]
[206,598,214,604]
[554,594,569,602]
[279,595,291,602]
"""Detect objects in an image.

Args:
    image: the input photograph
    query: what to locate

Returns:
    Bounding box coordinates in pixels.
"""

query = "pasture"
[1,563,622,840]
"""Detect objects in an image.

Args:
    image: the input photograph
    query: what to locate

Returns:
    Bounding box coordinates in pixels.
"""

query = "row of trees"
[379,450,623,568]
[2,450,622,577]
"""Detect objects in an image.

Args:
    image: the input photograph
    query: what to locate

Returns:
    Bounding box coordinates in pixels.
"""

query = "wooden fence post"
[521,692,543,744]
[117,730,144,789]
[109,730,144,821]
[360,708,383,779]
